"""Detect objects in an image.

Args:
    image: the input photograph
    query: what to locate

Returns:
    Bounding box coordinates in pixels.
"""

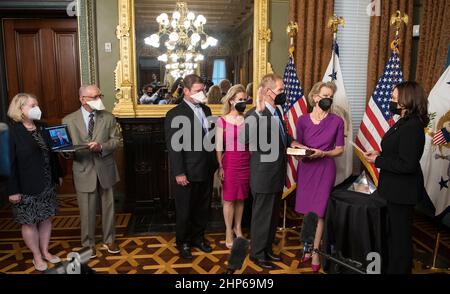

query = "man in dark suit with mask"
[164,74,218,260]
[242,73,302,269]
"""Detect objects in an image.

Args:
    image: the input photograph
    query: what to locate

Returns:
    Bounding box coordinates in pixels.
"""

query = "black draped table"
[322,187,388,273]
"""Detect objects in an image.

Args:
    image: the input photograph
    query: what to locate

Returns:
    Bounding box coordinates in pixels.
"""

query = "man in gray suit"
[242,74,301,269]
[63,85,121,258]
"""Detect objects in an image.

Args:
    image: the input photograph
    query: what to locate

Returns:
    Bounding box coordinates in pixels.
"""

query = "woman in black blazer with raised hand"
[6,93,63,272]
[364,81,428,274]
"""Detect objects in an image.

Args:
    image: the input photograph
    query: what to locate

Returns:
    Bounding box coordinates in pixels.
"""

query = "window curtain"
[366,0,414,100]
[415,0,450,94]
[289,0,335,101]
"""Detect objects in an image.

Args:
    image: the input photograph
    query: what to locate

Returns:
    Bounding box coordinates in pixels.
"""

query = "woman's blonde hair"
[221,84,246,115]
[207,85,222,104]
[307,81,337,107]
[7,93,37,122]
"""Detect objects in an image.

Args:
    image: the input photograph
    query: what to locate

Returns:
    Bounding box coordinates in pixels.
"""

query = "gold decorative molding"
[253,0,270,100]
[112,0,269,118]
[112,0,135,117]
[258,28,272,43]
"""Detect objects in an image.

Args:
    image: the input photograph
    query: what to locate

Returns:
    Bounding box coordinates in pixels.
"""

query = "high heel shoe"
[33,259,48,272]
[225,229,234,249]
[43,255,61,264]
[300,254,311,263]
[233,227,244,238]
[311,263,321,272]
[311,251,320,272]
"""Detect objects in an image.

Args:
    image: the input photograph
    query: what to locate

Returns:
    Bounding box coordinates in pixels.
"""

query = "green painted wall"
[95,0,119,112]
[269,0,289,76]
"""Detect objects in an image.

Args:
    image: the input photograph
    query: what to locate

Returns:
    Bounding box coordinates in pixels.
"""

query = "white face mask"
[191,91,207,104]
[86,99,105,111]
[27,106,42,121]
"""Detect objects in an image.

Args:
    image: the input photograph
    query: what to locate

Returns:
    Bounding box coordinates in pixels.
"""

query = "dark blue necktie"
[274,109,286,146]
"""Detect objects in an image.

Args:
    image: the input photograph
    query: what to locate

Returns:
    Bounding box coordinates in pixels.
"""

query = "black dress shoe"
[177,243,193,260]
[192,241,212,253]
[250,256,275,270]
[266,251,282,262]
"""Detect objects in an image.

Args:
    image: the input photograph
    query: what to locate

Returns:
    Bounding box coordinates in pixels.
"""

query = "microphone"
[225,237,250,274]
[300,212,318,257]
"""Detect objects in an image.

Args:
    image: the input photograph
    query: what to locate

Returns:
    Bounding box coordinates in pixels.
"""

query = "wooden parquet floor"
[0,195,317,274]
[0,195,448,274]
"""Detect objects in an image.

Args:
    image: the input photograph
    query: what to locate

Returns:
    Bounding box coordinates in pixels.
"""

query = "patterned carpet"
[0,195,449,274]
[0,195,317,274]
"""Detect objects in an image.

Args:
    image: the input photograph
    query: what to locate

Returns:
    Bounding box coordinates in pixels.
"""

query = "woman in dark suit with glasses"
[364,81,429,274]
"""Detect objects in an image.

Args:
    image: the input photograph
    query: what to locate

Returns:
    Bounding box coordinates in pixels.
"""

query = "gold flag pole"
[327,14,345,42]
[327,15,345,80]
[390,10,408,53]
[276,22,299,252]
[287,21,298,55]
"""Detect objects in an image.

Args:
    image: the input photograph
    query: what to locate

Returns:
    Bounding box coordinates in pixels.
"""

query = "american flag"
[355,51,404,184]
[281,54,308,197]
[432,127,450,145]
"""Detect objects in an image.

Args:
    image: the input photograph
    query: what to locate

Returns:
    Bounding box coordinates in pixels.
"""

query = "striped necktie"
[88,113,95,139]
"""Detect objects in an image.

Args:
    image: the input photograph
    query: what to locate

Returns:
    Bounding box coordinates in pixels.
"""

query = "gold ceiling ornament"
[390,10,409,53]
[145,1,218,79]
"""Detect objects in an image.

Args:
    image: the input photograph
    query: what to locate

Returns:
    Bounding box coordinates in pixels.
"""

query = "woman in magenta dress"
[216,84,250,248]
[295,82,345,272]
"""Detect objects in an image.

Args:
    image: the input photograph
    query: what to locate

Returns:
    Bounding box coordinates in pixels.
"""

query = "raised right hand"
[175,174,190,186]
[256,87,266,113]
[9,194,22,204]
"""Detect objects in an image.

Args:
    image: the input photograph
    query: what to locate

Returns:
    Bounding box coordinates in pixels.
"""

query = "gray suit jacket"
[242,107,292,194]
[62,109,121,193]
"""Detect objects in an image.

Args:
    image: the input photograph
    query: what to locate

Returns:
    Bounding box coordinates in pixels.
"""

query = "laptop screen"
[46,125,73,151]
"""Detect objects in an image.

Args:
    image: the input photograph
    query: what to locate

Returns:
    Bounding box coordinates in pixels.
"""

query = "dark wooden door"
[4,19,80,124]
[3,18,81,194]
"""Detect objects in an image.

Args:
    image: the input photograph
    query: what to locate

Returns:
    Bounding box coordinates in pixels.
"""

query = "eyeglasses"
[318,95,334,99]
[83,94,104,100]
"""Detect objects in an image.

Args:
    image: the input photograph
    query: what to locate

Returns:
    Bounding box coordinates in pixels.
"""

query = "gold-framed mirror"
[113,0,270,118]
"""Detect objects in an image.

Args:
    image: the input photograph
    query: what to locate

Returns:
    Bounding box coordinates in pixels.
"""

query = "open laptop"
[46,125,89,152]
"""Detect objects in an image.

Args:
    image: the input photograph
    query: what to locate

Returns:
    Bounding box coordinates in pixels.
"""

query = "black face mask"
[318,98,333,111]
[234,101,247,113]
[274,92,286,105]
[389,101,402,115]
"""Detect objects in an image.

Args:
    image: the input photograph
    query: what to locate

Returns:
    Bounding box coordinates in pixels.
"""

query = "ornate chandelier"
[145,1,218,79]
